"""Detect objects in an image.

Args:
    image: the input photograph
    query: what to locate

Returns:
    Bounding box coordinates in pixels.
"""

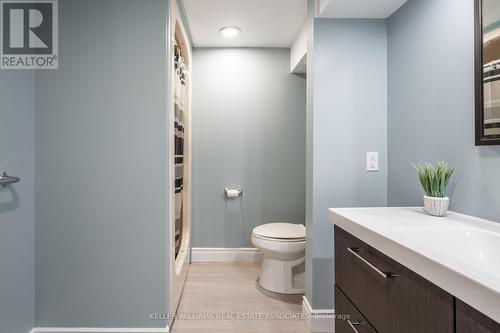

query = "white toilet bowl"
[251,223,306,294]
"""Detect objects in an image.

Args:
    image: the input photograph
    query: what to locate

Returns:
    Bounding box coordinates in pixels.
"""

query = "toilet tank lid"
[252,223,305,240]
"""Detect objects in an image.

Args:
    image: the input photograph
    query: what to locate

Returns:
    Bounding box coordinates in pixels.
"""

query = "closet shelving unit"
[169,0,192,320]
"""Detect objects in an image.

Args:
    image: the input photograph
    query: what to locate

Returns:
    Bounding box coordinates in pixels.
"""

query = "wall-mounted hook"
[0,172,20,188]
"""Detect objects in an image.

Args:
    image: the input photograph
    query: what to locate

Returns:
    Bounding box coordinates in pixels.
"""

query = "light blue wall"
[305,0,315,306]
[307,18,388,309]
[0,72,34,333]
[191,48,306,247]
[387,0,500,221]
[34,0,170,327]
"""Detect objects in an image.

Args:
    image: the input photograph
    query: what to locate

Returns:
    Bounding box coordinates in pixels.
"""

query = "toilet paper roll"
[226,189,240,198]
[225,189,240,198]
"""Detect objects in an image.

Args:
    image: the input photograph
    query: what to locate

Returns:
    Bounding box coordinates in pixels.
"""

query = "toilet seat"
[252,223,305,242]
[252,233,305,242]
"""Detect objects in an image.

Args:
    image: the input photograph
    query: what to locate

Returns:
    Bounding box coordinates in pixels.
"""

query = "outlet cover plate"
[367,152,379,172]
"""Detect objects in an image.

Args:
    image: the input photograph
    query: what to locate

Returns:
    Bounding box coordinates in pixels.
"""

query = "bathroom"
[0,0,499,333]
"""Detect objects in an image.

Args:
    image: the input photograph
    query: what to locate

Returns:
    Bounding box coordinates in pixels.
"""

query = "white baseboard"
[302,296,335,333]
[190,247,263,263]
[30,327,169,333]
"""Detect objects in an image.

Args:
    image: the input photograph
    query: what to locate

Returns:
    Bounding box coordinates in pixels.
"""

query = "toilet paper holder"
[224,187,243,198]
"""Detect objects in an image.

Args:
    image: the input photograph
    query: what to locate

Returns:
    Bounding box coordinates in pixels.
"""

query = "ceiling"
[319,0,408,18]
[182,0,307,47]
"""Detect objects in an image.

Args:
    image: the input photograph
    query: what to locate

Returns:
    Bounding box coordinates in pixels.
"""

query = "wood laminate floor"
[170,263,307,333]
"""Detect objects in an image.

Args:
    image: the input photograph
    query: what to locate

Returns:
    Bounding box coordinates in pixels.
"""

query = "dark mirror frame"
[475,0,500,145]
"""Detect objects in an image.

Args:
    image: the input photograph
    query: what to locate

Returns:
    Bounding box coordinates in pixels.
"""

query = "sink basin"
[395,226,500,276]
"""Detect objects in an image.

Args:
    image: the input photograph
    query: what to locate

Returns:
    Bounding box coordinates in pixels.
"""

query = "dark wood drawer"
[334,226,454,333]
[335,285,378,333]
[456,299,500,333]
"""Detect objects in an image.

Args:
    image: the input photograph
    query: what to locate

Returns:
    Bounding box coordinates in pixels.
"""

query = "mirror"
[476,0,500,145]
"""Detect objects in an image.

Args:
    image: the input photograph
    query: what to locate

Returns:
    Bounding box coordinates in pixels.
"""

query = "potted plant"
[414,161,455,217]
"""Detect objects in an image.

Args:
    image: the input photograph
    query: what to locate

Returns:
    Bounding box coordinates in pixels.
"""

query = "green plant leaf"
[413,161,455,198]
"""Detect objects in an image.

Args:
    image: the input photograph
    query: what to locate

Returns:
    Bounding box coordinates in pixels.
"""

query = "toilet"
[251,223,306,294]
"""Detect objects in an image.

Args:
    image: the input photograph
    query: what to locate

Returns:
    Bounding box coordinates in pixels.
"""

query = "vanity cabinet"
[456,300,500,333]
[335,285,377,333]
[335,226,500,333]
[334,226,454,333]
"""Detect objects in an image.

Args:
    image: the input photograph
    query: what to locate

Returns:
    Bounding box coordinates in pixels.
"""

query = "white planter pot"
[423,195,449,217]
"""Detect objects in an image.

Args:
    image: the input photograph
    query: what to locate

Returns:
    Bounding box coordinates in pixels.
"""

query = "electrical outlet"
[367,152,379,172]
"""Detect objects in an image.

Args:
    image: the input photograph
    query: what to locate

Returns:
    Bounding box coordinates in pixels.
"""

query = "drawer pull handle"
[347,247,398,279]
[347,320,363,333]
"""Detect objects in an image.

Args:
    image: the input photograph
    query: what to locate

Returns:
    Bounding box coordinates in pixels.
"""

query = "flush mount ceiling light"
[219,26,241,38]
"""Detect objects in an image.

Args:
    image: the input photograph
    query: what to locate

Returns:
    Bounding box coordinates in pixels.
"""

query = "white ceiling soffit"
[182,0,307,47]
[319,0,408,19]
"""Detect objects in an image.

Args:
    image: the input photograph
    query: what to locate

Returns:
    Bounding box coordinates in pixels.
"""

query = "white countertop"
[328,207,500,323]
